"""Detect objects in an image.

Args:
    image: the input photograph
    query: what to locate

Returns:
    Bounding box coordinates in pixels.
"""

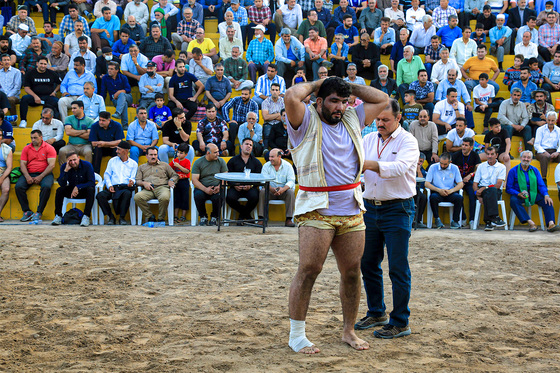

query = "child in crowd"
[292,67,306,86]
[474,73,503,133]
[482,118,511,173]
[170,143,191,224]
[402,90,422,131]
[149,93,172,129]
[471,23,487,45]
[503,54,524,89]
[527,58,544,86]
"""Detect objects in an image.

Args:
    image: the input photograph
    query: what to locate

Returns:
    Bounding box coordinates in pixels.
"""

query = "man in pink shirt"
[152,49,176,93]
[357,98,419,339]
[284,77,388,354]
[303,26,333,81]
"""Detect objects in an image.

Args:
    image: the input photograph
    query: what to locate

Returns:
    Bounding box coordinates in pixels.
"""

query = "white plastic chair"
[61,173,103,225]
[190,180,214,226]
[472,198,508,230]
[97,181,136,225]
[509,205,545,231]
[426,189,463,228]
[224,197,258,225]
[136,186,174,226]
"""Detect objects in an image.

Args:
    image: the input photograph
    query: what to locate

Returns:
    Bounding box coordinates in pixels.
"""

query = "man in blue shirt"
[88,111,125,173]
[126,107,159,162]
[111,29,136,59]
[58,57,97,123]
[436,14,462,48]
[373,17,396,54]
[334,14,359,52]
[511,67,538,104]
[91,7,121,53]
[425,152,464,229]
[506,150,560,232]
[100,61,133,129]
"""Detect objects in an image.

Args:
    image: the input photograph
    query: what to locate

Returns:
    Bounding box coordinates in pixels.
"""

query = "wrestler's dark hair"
[385,98,400,118]
[316,77,352,101]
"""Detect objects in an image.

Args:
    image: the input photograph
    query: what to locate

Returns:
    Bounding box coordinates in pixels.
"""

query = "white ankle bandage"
[289,319,314,352]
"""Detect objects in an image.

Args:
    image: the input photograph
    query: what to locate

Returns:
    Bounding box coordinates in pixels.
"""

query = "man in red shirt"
[15,130,57,222]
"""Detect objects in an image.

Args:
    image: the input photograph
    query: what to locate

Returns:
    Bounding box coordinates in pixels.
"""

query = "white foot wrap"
[289,319,314,352]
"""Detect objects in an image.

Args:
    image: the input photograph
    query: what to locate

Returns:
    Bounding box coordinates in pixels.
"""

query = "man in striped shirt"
[253,63,286,107]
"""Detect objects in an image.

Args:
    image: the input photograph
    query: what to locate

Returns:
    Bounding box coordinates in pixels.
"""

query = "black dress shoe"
[107,217,116,225]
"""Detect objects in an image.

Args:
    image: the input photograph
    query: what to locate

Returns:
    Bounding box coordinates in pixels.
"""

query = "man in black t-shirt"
[167,59,204,120]
[20,56,61,128]
[158,107,194,163]
[451,136,481,227]
[0,35,17,66]
[483,117,511,172]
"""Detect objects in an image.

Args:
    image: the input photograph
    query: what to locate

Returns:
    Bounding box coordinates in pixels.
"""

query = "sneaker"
[199,217,208,226]
[484,222,494,231]
[354,314,389,330]
[18,119,27,128]
[80,215,90,227]
[434,217,444,229]
[51,215,62,225]
[450,220,461,229]
[31,212,42,221]
[460,219,468,228]
[111,112,120,119]
[413,221,427,229]
[119,219,130,225]
[373,324,411,339]
[492,218,506,227]
[469,220,475,229]
[322,60,333,69]
[209,217,218,226]
[20,210,33,222]
[107,217,116,225]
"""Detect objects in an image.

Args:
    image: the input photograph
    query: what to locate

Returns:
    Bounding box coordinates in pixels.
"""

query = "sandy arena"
[0,225,559,372]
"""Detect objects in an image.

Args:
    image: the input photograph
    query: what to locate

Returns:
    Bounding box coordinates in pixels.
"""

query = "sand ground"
[0,224,559,372]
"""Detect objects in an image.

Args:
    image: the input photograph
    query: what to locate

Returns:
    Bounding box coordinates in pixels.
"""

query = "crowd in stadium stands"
[0,0,560,230]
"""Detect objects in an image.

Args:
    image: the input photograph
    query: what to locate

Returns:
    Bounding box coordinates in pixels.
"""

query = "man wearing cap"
[89,111,125,174]
[6,6,37,37]
[9,24,32,61]
[124,0,150,33]
[58,57,97,123]
[489,14,512,71]
[138,61,164,111]
[246,24,275,84]
[97,140,138,225]
[275,28,305,82]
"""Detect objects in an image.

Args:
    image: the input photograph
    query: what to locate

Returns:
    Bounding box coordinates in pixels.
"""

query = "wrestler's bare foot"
[342,331,370,351]
[298,345,320,354]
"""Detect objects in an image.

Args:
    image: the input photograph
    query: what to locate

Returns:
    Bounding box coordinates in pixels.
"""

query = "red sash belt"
[299,182,361,192]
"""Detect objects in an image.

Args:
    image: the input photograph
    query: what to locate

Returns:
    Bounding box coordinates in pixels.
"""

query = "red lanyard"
[377,136,392,159]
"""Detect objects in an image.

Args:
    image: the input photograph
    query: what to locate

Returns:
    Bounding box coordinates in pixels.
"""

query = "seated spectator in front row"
[135,147,179,224]
[451,137,481,228]
[534,111,560,184]
[31,108,66,153]
[237,112,264,156]
[89,111,125,174]
[51,152,96,227]
[96,140,138,225]
[226,138,263,222]
[126,107,159,162]
[259,148,296,227]
[59,100,94,165]
[16,130,56,223]
[507,150,560,232]
[413,153,428,229]
[425,152,464,229]
[473,146,507,231]
[0,131,11,222]
[482,118,511,173]
[191,143,228,226]
[168,59,204,120]
[194,104,235,157]
[159,107,194,163]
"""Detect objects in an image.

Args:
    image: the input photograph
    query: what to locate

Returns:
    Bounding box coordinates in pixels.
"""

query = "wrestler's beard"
[321,106,344,125]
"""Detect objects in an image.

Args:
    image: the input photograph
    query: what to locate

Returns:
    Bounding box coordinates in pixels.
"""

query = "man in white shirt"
[258,148,296,226]
[445,117,475,152]
[514,30,539,59]
[431,47,461,85]
[406,0,426,31]
[96,140,138,225]
[218,10,243,40]
[473,146,507,230]
[274,0,303,35]
[10,24,31,58]
[31,108,65,153]
[450,26,477,67]
[64,20,92,56]
[433,87,465,136]
[384,0,405,31]
[69,36,97,74]
[534,111,560,183]
[410,15,436,54]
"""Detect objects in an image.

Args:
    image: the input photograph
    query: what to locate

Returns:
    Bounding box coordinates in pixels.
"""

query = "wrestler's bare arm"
[284,80,324,130]
[349,84,389,126]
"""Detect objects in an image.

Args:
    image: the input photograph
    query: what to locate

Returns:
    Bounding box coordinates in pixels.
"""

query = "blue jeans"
[510,193,556,225]
[158,144,194,163]
[130,145,157,163]
[304,52,326,81]
[361,198,414,327]
[112,93,133,127]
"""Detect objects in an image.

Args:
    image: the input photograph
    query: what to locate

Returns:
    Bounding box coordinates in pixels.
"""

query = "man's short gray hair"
[422,14,432,23]
[520,150,533,159]
[439,47,449,54]
[42,107,54,117]
[227,25,235,30]
[511,87,522,95]
[546,111,558,120]
[403,45,414,53]
[83,81,95,88]
[378,64,388,72]
[246,111,257,120]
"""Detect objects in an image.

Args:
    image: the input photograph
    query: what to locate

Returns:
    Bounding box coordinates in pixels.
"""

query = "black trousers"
[193,188,222,218]
[96,188,133,219]
[92,147,117,174]
[54,185,95,217]
[429,191,463,221]
[481,187,501,223]
[415,186,427,223]
[168,98,198,121]
[226,187,259,219]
